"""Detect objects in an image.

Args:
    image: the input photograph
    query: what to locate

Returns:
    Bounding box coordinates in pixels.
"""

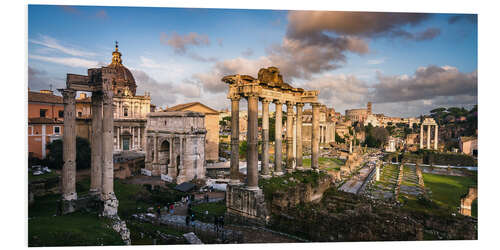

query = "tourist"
[169,203,175,214]
[220,216,224,229]
[205,193,209,203]
[214,216,219,232]
[190,213,195,226]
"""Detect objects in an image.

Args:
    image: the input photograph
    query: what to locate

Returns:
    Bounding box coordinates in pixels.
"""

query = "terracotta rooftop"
[166,102,219,115]
[28,91,63,104]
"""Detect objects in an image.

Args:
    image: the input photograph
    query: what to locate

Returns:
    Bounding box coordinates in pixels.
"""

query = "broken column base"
[100,192,119,217]
[225,184,269,226]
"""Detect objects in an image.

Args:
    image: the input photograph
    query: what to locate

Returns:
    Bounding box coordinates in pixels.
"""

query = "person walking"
[220,215,224,229]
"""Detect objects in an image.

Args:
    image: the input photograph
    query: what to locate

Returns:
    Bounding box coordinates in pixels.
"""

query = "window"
[124,107,128,117]
[58,110,64,118]
[40,109,47,117]
[53,126,60,134]
[78,112,82,117]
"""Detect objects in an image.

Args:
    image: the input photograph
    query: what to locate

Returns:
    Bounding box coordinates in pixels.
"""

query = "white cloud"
[29,54,99,68]
[30,35,96,57]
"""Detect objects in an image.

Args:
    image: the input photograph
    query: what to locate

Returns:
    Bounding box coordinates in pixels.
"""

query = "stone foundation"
[101,192,119,217]
[225,184,269,226]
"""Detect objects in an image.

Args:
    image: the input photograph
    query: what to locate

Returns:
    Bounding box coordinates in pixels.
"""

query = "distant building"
[302,104,336,145]
[28,90,64,159]
[345,102,371,123]
[459,136,478,156]
[166,102,220,162]
[364,114,380,127]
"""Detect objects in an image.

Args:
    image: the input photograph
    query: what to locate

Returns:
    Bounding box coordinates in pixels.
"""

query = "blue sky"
[28,5,477,117]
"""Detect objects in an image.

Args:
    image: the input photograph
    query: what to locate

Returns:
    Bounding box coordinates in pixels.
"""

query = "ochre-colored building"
[28,90,64,159]
[166,102,220,162]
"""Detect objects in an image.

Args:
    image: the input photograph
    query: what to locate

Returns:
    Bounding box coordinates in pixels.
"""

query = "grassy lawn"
[28,177,180,246]
[191,201,227,223]
[302,157,344,170]
[28,171,60,182]
[423,173,477,212]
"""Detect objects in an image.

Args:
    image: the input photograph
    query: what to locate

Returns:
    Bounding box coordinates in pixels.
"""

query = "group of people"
[214,215,225,232]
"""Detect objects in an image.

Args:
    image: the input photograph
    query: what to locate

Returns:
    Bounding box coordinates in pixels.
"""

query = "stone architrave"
[90,91,103,196]
[261,98,271,176]
[296,103,304,169]
[311,103,320,170]
[230,96,241,184]
[286,101,294,172]
[61,89,77,202]
[246,94,259,190]
[274,100,283,175]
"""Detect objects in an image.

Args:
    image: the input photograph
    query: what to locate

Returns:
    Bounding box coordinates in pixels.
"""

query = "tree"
[46,137,91,170]
[335,132,345,144]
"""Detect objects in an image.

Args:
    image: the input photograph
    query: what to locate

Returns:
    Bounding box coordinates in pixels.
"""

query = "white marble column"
[261,98,270,176]
[132,126,135,149]
[296,103,304,168]
[311,103,320,170]
[420,125,424,149]
[61,89,77,201]
[101,87,118,217]
[90,91,103,196]
[274,100,284,175]
[246,94,259,190]
[427,125,431,149]
[230,96,241,184]
[434,125,438,150]
[286,101,294,172]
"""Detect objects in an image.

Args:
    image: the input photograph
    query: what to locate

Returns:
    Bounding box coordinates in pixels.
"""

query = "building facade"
[74,46,151,152]
[145,111,206,183]
[28,90,65,159]
[166,102,219,162]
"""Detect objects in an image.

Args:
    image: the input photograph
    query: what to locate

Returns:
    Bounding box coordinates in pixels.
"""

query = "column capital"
[273,99,283,105]
[59,88,76,100]
[229,95,241,101]
[311,102,322,108]
[260,97,272,104]
[296,102,305,108]
[286,100,295,107]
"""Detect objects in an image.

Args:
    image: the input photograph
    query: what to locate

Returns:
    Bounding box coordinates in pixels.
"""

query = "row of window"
[28,126,60,135]
[39,109,64,118]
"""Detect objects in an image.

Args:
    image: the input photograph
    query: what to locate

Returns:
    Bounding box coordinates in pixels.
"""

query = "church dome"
[108,42,137,96]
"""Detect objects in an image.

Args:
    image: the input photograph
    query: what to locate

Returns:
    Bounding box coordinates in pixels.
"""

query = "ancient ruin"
[222,66,320,223]
[460,186,477,217]
[420,118,439,150]
[144,111,207,183]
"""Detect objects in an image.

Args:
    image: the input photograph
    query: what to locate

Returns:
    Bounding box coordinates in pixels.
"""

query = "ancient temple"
[75,43,151,152]
[222,67,321,224]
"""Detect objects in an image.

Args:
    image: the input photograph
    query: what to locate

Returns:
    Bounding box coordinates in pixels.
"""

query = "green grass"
[29,177,160,247]
[302,157,344,169]
[28,171,60,182]
[259,170,328,201]
[423,173,477,212]
[191,201,227,223]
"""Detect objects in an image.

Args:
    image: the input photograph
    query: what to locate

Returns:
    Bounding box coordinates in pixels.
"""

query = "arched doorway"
[159,140,170,166]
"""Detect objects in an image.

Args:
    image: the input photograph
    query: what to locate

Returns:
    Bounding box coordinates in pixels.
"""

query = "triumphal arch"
[222,66,321,223]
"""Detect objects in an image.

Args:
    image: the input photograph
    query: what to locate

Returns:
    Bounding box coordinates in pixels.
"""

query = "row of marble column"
[115,126,142,151]
[229,95,321,190]
[420,124,438,150]
[60,89,115,202]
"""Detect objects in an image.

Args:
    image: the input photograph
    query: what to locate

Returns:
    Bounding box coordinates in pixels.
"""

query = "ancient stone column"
[61,89,77,201]
[296,103,304,169]
[434,125,438,150]
[286,101,294,172]
[230,96,241,184]
[376,164,380,181]
[274,100,284,175]
[246,94,259,190]
[101,88,118,217]
[427,124,431,149]
[311,103,320,170]
[90,91,103,196]
[261,98,270,177]
[153,132,158,164]
[420,124,424,149]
